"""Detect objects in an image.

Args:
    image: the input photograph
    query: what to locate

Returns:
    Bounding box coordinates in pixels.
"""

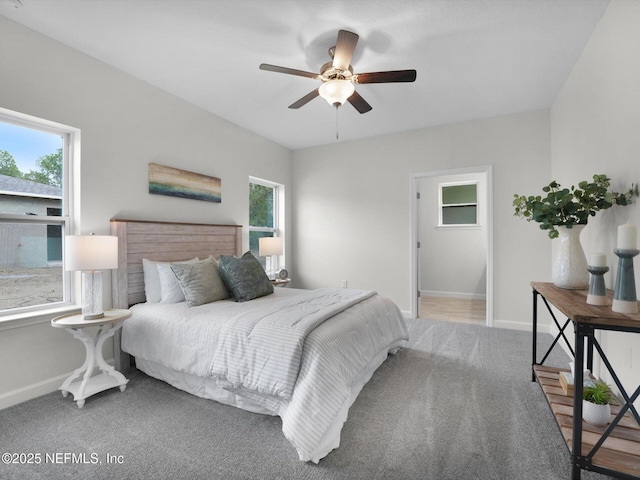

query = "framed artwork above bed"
[148,162,222,203]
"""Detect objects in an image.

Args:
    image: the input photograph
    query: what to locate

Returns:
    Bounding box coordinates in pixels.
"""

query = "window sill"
[436,225,482,230]
[0,304,81,332]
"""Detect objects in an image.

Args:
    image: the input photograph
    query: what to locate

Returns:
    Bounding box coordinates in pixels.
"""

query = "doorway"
[410,166,493,326]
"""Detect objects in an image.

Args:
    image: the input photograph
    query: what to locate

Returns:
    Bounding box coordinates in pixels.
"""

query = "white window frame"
[438,181,480,227]
[249,176,285,270]
[0,107,79,323]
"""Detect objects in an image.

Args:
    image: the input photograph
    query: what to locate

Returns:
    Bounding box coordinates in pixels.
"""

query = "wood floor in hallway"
[419,296,486,325]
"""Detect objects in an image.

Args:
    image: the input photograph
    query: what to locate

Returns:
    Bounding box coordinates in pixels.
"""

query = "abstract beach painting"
[149,163,221,203]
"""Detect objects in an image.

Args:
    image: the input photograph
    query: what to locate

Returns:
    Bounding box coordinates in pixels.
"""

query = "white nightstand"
[271,278,291,287]
[51,309,131,408]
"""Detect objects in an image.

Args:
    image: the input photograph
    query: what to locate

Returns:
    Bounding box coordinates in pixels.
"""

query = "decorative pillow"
[218,251,274,302]
[156,257,202,303]
[142,257,198,303]
[170,256,229,307]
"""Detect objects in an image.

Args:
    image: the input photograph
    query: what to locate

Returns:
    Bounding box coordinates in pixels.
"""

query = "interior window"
[0,110,75,316]
[439,182,478,226]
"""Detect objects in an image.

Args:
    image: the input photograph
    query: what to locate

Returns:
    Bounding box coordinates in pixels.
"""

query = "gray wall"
[292,110,551,328]
[550,0,640,407]
[0,16,291,408]
[418,172,487,299]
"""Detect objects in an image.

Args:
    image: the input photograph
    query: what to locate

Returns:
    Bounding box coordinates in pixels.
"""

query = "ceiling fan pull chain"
[335,105,339,140]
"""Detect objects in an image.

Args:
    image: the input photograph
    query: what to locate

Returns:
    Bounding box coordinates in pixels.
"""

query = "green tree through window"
[0,150,22,178]
[0,147,62,187]
[248,179,282,270]
[249,183,274,228]
[24,149,62,187]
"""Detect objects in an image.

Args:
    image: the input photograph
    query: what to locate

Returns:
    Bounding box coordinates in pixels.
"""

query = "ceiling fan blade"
[348,90,372,114]
[259,63,318,79]
[332,30,359,71]
[288,89,319,109]
[355,70,417,84]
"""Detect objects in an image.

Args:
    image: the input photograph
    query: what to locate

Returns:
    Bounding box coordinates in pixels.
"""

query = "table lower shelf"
[60,373,127,404]
[534,365,640,478]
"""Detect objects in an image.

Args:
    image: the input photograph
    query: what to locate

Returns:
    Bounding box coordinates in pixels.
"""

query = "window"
[249,177,283,271]
[0,108,77,316]
[439,182,478,226]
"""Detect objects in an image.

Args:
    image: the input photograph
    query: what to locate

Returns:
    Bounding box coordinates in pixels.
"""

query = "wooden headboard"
[110,219,242,308]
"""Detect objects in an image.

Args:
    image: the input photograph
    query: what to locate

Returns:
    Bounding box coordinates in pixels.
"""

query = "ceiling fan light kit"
[259,29,416,115]
[318,79,355,107]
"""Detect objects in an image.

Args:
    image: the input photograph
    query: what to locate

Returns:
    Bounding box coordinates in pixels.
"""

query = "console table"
[531,282,640,480]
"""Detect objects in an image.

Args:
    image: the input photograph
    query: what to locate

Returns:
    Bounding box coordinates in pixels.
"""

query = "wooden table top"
[532,282,640,329]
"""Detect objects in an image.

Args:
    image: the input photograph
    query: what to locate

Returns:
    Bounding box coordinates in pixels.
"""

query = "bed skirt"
[134,357,276,415]
[133,344,400,462]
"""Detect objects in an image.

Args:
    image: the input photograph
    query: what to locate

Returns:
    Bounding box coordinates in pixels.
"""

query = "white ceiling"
[1,0,610,150]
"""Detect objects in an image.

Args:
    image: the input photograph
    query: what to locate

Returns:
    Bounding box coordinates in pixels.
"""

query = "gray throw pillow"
[218,251,274,302]
[170,256,229,307]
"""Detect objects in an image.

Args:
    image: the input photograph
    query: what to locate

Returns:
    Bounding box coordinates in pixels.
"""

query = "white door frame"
[409,165,494,325]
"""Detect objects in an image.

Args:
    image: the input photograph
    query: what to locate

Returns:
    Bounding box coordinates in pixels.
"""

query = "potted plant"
[513,175,634,288]
[582,381,612,426]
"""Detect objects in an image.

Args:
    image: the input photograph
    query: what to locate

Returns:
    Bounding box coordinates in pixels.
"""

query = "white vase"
[552,225,589,289]
[582,400,611,426]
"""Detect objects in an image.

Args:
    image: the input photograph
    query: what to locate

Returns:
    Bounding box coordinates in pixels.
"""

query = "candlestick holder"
[586,265,609,306]
[612,248,639,314]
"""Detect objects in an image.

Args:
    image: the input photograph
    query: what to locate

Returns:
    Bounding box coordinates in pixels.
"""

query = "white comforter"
[208,288,375,402]
[122,288,408,462]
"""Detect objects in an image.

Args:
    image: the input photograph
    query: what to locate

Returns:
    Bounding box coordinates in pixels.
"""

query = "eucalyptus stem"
[513,175,634,239]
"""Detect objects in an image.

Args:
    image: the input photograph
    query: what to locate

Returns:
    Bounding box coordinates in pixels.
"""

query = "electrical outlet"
[341,280,348,288]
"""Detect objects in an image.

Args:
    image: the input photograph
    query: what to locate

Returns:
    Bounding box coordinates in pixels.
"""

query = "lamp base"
[82,271,104,320]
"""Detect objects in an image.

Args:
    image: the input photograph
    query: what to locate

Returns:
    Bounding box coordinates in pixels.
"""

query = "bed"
[110,219,408,462]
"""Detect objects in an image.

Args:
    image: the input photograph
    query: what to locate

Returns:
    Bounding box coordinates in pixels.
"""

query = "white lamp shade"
[65,235,118,271]
[319,79,355,106]
[259,236,283,256]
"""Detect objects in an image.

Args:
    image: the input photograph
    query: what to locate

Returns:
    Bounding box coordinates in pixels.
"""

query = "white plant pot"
[582,400,611,426]
[552,225,589,289]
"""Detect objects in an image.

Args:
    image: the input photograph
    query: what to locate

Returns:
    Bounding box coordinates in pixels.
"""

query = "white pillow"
[142,257,198,303]
[157,263,185,303]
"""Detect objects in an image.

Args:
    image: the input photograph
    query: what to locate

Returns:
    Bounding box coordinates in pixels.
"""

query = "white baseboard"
[493,318,567,335]
[421,290,486,301]
[0,373,69,410]
[492,319,532,331]
[0,357,115,410]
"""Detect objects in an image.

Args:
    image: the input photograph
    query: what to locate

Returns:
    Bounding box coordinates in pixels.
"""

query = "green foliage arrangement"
[583,381,612,405]
[513,174,634,239]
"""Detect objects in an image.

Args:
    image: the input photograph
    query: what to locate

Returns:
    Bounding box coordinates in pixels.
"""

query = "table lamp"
[259,236,283,279]
[65,234,118,320]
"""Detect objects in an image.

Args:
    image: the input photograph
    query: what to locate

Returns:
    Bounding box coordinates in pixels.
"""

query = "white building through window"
[0,108,77,317]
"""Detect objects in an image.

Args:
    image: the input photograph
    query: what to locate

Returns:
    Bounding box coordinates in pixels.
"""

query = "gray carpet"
[0,319,612,480]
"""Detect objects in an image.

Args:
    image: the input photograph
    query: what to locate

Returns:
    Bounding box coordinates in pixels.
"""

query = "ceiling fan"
[259,30,417,114]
